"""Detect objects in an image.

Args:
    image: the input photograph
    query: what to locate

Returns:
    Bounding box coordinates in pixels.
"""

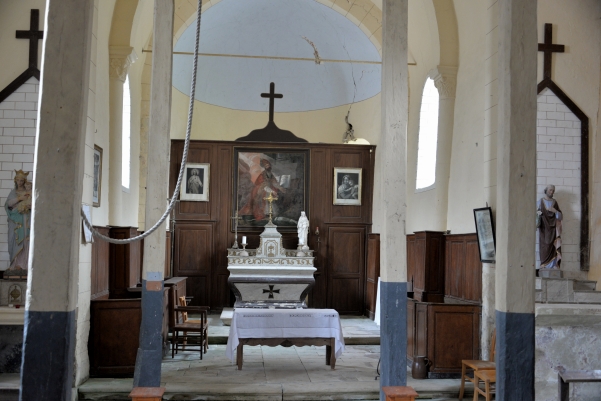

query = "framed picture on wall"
[473,207,496,263]
[92,145,102,207]
[333,167,362,205]
[233,148,309,231]
[180,163,210,201]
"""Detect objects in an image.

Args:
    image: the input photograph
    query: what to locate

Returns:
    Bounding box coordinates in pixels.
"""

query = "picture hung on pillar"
[180,163,210,201]
[93,145,102,207]
[473,207,496,263]
[333,167,362,205]
[234,148,309,231]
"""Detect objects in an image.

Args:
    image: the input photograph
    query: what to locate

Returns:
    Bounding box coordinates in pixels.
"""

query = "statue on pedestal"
[4,170,32,277]
[297,212,309,248]
[537,184,562,269]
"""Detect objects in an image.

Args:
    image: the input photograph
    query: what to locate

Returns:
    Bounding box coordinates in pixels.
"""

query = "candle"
[242,236,247,244]
[315,227,320,235]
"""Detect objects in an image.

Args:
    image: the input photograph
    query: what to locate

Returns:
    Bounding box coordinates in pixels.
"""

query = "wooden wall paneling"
[464,238,482,302]
[413,235,426,299]
[365,233,380,319]
[91,226,110,300]
[214,145,232,310]
[173,222,213,306]
[326,226,366,314]
[176,144,213,219]
[108,227,141,299]
[407,297,415,360]
[426,303,481,375]
[411,231,445,303]
[308,148,328,308]
[164,231,171,278]
[445,238,464,299]
[415,302,428,357]
[329,149,371,223]
[406,234,416,291]
[444,233,482,303]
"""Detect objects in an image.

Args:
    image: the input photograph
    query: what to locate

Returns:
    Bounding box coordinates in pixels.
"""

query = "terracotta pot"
[411,356,431,379]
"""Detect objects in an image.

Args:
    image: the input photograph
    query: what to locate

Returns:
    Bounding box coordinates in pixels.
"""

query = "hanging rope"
[81,0,202,244]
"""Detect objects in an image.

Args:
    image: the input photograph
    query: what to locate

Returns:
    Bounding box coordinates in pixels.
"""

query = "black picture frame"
[93,145,102,207]
[233,148,310,232]
[473,207,496,263]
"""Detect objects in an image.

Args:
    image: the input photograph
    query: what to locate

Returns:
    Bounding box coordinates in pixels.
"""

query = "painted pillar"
[481,0,499,361]
[495,0,537,399]
[132,0,173,387]
[379,0,408,399]
[108,46,136,225]
[19,1,94,400]
[430,66,457,229]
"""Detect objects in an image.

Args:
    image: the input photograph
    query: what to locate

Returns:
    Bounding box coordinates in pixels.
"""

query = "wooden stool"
[473,370,496,401]
[459,360,496,400]
[382,386,419,401]
[129,387,165,401]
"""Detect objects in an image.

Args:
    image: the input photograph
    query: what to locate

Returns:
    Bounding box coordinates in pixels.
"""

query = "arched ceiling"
[172,0,382,112]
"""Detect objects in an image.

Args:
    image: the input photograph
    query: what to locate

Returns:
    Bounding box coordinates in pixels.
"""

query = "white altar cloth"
[225,308,345,362]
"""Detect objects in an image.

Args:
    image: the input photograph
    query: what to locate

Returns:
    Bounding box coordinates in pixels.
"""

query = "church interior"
[0,0,601,400]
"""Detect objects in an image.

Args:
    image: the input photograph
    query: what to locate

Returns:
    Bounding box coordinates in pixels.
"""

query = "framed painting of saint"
[233,148,309,231]
[180,163,210,201]
[333,167,362,205]
[473,207,496,263]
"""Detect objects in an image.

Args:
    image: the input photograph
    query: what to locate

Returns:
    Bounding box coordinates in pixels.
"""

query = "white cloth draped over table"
[225,308,345,362]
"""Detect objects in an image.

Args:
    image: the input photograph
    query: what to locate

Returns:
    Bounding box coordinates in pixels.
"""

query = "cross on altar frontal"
[538,23,564,80]
[261,82,283,123]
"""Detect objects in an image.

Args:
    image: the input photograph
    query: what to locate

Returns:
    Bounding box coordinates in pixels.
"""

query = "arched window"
[122,75,131,190]
[415,78,439,190]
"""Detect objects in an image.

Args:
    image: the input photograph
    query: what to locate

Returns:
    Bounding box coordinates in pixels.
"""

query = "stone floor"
[1,316,470,400]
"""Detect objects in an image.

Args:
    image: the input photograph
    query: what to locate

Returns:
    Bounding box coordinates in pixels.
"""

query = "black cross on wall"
[538,23,564,80]
[16,9,44,70]
[262,285,280,299]
[261,82,283,123]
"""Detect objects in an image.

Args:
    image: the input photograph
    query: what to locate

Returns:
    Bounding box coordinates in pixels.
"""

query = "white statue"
[297,211,309,250]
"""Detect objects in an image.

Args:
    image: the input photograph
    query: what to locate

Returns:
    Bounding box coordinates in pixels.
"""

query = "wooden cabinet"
[407,231,445,303]
[409,301,481,378]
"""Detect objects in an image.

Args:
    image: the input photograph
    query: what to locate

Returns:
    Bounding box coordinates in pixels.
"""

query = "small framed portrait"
[92,145,103,207]
[473,207,496,263]
[180,163,210,201]
[333,167,362,205]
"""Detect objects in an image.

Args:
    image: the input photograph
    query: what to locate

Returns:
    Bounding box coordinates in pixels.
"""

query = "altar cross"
[538,23,564,80]
[262,285,280,299]
[16,9,44,70]
[261,82,283,123]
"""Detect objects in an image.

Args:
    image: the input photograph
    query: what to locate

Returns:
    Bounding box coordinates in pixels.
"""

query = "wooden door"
[326,226,366,314]
[173,223,213,307]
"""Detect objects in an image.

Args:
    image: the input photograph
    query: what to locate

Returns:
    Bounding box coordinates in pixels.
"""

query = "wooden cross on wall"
[261,82,283,123]
[16,9,44,70]
[538,23,564,80]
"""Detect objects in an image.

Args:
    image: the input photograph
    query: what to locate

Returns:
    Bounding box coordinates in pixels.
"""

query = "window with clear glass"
[415,78,439,190]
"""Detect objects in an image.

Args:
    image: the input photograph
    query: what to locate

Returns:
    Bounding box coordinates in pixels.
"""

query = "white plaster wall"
[0,78,38,271]
[536,89,582,278]
[536,1,601,282]
[443,0,487,234]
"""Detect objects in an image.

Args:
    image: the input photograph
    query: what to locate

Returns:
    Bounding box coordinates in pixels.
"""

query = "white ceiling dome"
[172,0,382,112]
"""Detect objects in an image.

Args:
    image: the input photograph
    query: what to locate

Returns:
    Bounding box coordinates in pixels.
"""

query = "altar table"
[225,308,345,370]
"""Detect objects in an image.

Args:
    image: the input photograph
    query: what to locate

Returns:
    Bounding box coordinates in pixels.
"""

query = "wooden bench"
[236,337,336,370]
[558,370,601,401]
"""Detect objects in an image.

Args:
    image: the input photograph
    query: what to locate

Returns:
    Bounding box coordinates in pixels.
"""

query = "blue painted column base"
[20,310,76,401]
[495,310,535,400]
[133,281,165,388]
[380,281,407,401]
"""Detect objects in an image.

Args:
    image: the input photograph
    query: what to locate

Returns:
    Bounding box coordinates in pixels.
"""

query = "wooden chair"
[459,330,496,400]
[473,370,496,401]
[178,296,209,353]
[168,288,209,359]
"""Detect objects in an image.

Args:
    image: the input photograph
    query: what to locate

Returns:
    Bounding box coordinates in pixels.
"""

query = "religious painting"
[333,167,362,205]
[234,148,309,231]
[180,163,210,201]
[92,145,102,207]
[474,207,496,263]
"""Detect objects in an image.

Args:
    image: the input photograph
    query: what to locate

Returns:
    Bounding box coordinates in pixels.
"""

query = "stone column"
[132,0,173,387]
[495,0,537,399]
[430,66,457,229]
[379,0,408,399]
[19,1,94,400]
[108,46,136,224]
[481,0,500,361]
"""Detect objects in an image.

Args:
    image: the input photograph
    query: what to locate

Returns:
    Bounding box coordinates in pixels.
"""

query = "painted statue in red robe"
[239,159,286,221]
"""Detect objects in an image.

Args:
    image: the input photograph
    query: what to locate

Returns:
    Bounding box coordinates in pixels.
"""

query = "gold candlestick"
[263,191,279,224]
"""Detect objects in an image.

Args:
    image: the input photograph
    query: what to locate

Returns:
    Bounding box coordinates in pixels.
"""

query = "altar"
[227,214,316,309]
